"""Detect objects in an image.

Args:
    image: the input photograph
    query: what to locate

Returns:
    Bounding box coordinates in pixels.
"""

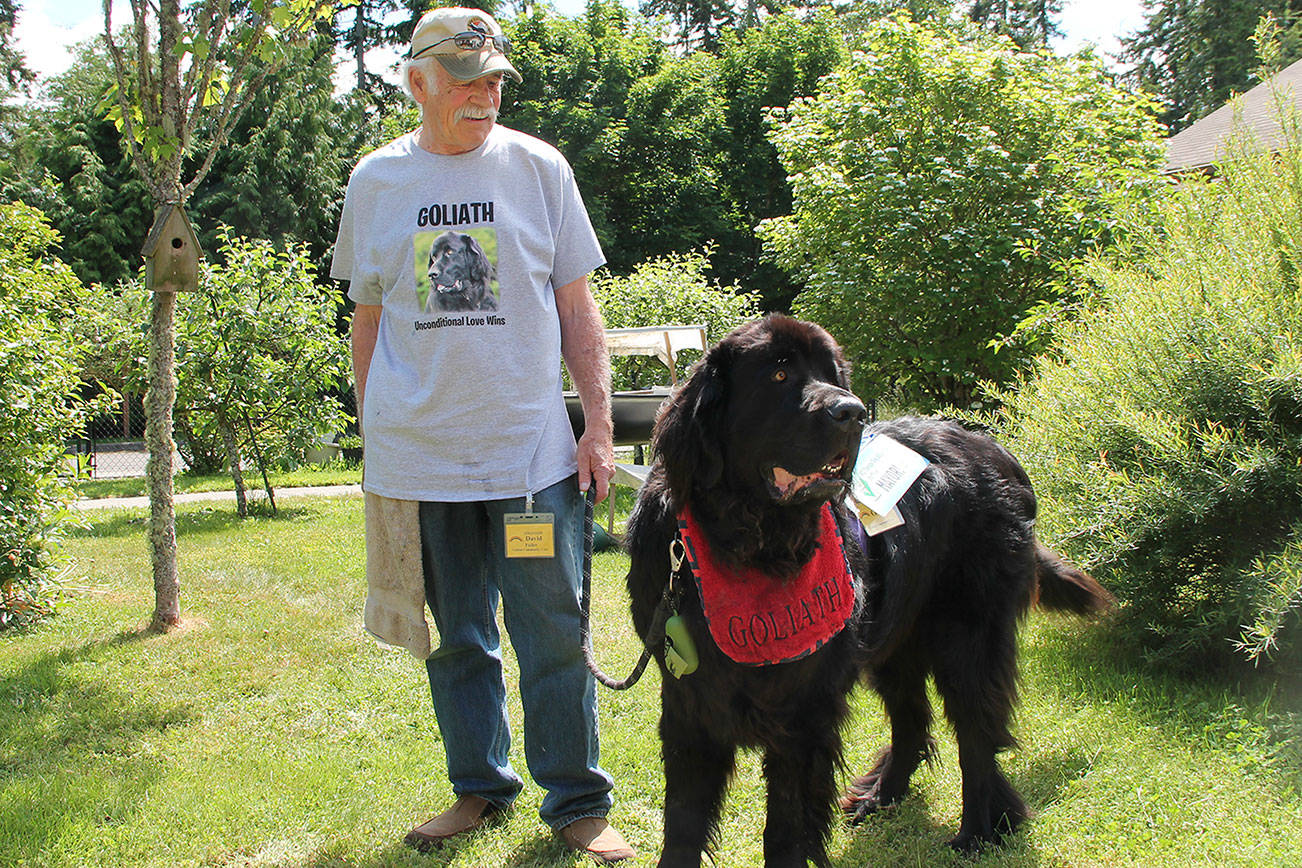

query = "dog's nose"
[826,394,868,431]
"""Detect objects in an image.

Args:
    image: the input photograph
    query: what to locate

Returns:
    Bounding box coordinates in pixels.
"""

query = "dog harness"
[677,504,855,666]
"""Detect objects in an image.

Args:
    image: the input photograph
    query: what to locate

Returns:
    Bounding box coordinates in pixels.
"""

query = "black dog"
[625,315,1112,867]
[425,230,496,312]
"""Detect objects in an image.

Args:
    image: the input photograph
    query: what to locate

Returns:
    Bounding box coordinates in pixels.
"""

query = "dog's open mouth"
[769,452,850,500]
[435,279,464,295]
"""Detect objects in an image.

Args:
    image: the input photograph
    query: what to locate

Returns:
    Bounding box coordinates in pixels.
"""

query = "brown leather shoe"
[558,817,635,864]
[403,795,503,852]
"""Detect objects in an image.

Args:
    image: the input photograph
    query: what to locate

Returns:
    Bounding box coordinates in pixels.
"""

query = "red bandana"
[677,503,855,666]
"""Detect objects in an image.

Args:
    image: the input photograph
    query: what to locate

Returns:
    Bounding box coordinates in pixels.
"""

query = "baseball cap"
[408,7,522,83]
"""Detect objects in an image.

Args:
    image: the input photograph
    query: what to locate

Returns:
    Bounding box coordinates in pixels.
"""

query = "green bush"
[104,230,352,506]
[0,203,101,628]
[762,14,1165,409]
[590,248,759,389]
[995,119,1302,670]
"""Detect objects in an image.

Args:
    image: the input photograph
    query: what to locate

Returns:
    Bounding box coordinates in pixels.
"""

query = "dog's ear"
[833,344,853,391]
[463,234,492,284]
[653,343,730,508]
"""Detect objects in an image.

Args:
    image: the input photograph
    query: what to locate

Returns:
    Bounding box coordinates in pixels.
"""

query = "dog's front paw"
[946,791,1027,851]
[656,845,704,868]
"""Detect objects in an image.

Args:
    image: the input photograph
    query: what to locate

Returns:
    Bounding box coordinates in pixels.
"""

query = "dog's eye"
[772,369,788,383]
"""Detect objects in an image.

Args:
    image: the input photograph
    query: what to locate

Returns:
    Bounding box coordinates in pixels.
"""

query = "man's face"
[413,63,503,155]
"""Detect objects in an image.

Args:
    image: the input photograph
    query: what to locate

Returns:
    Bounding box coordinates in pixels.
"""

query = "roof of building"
[1164,57,1302,173]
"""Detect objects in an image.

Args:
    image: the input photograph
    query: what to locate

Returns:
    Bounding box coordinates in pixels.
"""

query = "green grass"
[75,461,362,500]
[4,494,1301,866]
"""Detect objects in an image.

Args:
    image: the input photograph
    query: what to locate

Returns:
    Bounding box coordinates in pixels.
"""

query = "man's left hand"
[576,427,615,504]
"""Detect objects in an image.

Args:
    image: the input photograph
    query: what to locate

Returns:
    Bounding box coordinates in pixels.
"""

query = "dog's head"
[426,231,493,310]
[654,315,866,510]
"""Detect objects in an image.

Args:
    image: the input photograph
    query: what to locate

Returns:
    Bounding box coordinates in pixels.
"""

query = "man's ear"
[409,66,430,104]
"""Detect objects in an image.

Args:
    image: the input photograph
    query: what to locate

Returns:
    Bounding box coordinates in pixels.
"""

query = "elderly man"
[331,7,632,864]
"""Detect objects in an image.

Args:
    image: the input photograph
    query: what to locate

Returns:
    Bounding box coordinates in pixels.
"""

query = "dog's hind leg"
[842,646,934,823]
[658,722,735,868]
[930,616,1028,850]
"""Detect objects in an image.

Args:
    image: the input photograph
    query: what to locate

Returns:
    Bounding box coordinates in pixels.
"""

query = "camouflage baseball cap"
[408,7,522,83]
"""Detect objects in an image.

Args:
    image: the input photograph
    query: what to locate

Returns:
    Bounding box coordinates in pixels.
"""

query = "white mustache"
[455,106,497,123]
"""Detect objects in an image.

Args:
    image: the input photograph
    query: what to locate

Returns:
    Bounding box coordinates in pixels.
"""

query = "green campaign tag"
[664,614,699,678]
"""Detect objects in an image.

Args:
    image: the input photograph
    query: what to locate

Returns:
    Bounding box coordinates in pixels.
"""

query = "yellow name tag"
[504,513,555,558]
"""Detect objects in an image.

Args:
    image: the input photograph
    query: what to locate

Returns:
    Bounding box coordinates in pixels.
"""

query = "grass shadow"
[1028,618,1302,792]
[0,629,195,860]
[833,794,1043,868]
[71,504,322,540]
[302,830,583,867]
[1014,743,1101,814]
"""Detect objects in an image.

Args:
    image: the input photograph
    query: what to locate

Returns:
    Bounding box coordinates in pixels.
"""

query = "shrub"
[590,249,760,389]
[762,14,1165,409]
[0,203,102,628]
[994,118,1302,669]
[108,230,352,513]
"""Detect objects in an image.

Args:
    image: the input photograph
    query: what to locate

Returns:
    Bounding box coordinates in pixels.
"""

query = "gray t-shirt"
[332,125,605,501]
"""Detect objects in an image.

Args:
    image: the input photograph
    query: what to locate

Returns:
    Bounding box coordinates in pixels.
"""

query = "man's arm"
[351,303,383,432]
[556,275,614,503]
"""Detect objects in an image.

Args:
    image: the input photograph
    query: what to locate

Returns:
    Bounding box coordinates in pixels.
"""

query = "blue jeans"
[417,475,614,830]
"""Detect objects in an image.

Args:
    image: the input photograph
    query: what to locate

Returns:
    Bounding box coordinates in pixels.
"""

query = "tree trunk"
[145,289,180,631]
[244,412,276,515]
[218,415,249,518]
[354,2,367,92]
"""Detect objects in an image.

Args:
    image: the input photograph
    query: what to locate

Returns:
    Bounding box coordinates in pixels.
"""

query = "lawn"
[3,494,1301,866]
[74,460,363,501]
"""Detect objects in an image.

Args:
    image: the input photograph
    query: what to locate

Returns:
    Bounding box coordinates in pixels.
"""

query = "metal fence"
[68,392,152,479]
[68,390,360,479]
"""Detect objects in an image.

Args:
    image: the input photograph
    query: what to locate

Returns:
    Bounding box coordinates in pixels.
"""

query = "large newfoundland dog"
[424,230,496,312]
[625,315,1111,867]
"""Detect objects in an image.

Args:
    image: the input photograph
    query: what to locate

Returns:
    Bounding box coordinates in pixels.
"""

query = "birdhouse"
[141,203,203,293]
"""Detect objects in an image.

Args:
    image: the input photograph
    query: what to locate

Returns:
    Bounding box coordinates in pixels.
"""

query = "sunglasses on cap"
[411,30,511,59]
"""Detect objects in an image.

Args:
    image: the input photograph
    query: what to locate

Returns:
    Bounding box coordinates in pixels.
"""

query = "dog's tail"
[1033,543,1114,616]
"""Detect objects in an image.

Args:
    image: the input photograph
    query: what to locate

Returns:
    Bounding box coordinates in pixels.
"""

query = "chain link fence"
[67,392,157,479]
[68,389,360,479]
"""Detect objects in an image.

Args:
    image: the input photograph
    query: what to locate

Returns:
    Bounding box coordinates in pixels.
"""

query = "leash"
[580,485,677,690]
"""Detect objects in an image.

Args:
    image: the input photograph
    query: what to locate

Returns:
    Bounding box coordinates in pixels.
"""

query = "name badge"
[850,432,929,537]
[504,512,555,558]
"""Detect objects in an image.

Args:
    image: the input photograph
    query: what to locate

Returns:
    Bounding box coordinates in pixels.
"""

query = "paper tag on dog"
[851,433,929,517]
[504,513,555,558]
[850,496,905,536]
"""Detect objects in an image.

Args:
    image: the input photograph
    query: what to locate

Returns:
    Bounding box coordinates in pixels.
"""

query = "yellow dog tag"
[504,512,555,558]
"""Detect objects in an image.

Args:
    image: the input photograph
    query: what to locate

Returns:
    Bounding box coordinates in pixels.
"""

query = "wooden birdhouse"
[141,203,203,293]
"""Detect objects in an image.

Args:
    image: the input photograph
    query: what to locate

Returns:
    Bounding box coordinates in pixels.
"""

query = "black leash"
[580,485,673,690]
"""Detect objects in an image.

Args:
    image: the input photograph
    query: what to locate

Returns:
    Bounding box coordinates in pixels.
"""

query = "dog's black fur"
[425,230,496,312]
[625,315,1112,867]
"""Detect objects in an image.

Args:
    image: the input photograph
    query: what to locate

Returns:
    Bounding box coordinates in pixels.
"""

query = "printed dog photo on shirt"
[414,229,499,312]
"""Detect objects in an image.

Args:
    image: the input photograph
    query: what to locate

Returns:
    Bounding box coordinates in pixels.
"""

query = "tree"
[1120,0,1302,132]
[501,5,845,309]
[109,232,351,516]
[501,1,668,269]
[0,204,105,629]
[1,32,359,292]
[640,0,738,51]
[762,15,1165,408]
[590,248,760,387]
[336,0,398,96]
[713,11,847,310]
[994,108,1302,668]
[102,0,347,632]
[965,0,1064,49]
[0,38,153,287]
[186,37,368,271]
[0,0,32,94]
